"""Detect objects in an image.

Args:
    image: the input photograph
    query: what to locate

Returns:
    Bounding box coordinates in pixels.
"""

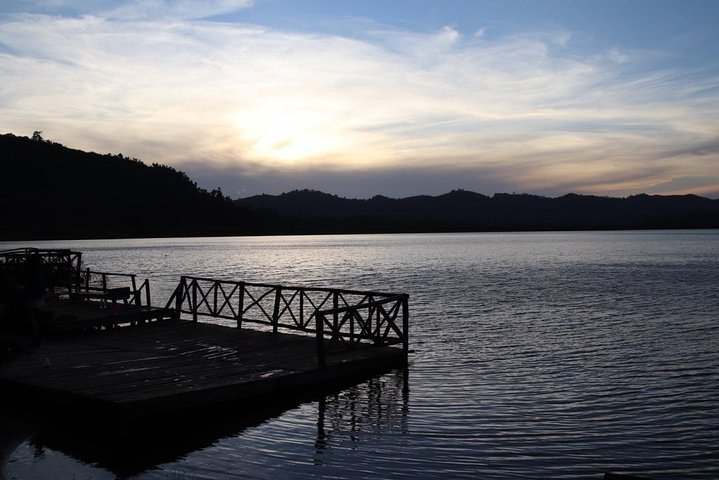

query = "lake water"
[1,231,718,479]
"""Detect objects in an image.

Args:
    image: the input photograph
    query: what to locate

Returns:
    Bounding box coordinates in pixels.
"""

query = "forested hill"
[0,133,273,240]
[2,133,718,240]
[235,189,719,233]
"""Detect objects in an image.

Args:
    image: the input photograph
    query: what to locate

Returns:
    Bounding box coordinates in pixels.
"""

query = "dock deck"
[1,249,409,417]
[39,299,177,332]
[0,319,405,415]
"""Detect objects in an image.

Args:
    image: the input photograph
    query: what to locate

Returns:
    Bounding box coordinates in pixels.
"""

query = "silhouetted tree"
[0,133,270,239]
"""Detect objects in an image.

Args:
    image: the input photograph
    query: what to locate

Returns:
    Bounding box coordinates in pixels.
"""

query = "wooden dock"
[0,249,410,417]
[39,300,176,333]
[0,318,405,415]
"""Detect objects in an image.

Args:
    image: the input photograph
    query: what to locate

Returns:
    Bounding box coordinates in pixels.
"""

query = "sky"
[1,0,718,199]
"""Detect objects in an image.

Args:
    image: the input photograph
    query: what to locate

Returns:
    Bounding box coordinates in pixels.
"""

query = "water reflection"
[315,368,409,463]
[3,232,718,478]
[4,368,409,479]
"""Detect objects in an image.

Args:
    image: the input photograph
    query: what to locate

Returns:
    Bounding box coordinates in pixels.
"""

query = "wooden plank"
[17,341,319,396]
[18,344,400,405]
[111,347,404,408]
[0,319,404,415]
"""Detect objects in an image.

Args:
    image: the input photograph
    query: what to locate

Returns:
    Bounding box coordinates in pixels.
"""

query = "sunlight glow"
[1,1,718,197]
[232,107,346,164]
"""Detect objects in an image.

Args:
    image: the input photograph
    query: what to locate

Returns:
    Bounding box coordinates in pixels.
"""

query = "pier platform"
[1,249,409,418]
[0,319,405,415]
[38,299,177,333]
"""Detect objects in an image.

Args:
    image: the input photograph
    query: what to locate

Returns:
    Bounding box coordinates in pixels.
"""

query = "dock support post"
[402,294,409,362]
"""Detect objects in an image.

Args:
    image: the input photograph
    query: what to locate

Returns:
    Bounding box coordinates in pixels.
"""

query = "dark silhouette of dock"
[0,319,405,414]
[0,249,409,416]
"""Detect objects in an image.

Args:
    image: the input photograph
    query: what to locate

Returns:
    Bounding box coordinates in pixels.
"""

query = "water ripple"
[2,231,718,479]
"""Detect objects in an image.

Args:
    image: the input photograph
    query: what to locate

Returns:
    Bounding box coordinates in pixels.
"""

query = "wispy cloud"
[106,0,254,20]
[4,0,253,19]
[1,8,717,197]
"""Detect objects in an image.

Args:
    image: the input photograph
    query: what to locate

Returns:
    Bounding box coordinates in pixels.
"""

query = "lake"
[1,231,718,479]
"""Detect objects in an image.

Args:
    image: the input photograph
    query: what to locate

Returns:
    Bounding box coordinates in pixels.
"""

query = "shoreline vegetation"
[2,132,718,241]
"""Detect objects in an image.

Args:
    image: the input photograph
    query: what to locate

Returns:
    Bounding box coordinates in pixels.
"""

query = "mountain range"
[235,189,719,233]
[2,133,718,240]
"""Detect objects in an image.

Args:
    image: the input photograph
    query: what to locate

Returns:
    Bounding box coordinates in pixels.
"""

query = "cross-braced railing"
[315,293,408,366]
[166,276,409,364]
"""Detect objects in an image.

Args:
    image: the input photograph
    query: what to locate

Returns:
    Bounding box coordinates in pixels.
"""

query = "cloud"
[106,0,254,20]
[3,0,254,19]
[0,8,717,198]
[666,136,719,157]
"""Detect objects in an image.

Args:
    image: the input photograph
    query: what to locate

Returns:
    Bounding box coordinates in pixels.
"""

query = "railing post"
[175,276,185,313]
[192,279,198,323]
[237,281,245,329]
[145,280,151,308]
[273,286,281,334]
[375,304,380,340]
[75,253,82,288]
[213,282,218,316]
[299,289,304,328]
[333,290,339,330]
[402,294,409,360]
[349,310,354,348]
[316,312,326,367]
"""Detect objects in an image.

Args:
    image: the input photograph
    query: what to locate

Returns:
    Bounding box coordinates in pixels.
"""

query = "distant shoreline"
[3,134,718,241]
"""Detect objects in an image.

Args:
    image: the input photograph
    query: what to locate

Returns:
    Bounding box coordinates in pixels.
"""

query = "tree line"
[2,132,717,240]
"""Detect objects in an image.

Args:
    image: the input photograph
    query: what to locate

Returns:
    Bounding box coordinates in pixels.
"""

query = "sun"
[232,106,346,164]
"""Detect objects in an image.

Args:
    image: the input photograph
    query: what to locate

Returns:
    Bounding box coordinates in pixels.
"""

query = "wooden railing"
[315,293,408,366]
[166,276,409,364]
[0,248,153,309]
[0,247,82,290]
[0,248,82,267]
[72,269,151,307]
